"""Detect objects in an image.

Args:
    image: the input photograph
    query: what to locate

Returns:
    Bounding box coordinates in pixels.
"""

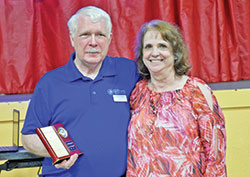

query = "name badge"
[113,95,128,102]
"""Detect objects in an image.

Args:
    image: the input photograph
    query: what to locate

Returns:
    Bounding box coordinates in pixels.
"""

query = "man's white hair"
[67,6,112,37]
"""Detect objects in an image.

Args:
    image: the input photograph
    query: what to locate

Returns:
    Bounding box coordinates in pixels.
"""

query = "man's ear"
[69,35,74,47]
[108,33,112,44]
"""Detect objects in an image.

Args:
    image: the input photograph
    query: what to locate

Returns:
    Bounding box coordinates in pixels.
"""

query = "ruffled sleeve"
[191,78,227,176]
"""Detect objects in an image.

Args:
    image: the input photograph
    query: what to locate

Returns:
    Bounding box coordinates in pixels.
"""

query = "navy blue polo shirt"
[21,52,140,177]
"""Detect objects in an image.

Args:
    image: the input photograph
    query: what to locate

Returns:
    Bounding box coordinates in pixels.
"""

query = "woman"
[127,20,227,176]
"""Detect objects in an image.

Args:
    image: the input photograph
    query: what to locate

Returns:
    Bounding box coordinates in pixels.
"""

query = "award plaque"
[36,123,83,165]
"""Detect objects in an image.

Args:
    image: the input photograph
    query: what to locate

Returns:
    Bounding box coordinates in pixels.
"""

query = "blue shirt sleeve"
[21,77,52,134]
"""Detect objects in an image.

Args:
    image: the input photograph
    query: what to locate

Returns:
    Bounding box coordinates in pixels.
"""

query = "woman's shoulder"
[136,79,148,87]
[131,80,148,96]
[187,76,214,110]
[188,76,207,86]
[130,80,149,108]
[185,76,212,92]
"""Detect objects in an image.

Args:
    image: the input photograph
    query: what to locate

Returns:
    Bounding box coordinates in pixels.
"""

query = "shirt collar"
[65,52,117,82]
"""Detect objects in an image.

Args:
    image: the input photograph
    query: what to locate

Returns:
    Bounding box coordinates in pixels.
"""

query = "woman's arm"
[197,83,227,176]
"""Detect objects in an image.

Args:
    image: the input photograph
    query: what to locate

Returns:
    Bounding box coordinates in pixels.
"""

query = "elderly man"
[21,6,140,177]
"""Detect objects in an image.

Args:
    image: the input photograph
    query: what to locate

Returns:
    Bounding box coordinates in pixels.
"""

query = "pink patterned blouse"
[127,77,227,177]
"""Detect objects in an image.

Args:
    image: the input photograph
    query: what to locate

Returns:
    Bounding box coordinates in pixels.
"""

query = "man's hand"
[55,154,78,169]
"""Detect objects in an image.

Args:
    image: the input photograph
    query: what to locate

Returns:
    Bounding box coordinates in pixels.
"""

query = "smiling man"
[21,6,140,177]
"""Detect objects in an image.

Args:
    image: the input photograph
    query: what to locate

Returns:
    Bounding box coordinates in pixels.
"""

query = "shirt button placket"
[90,84,98,104]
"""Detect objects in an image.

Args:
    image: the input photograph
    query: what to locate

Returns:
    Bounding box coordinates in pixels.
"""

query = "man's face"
[70,15,112,68]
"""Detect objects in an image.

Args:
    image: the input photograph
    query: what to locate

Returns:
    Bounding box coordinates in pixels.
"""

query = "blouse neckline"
[145,76,191,94]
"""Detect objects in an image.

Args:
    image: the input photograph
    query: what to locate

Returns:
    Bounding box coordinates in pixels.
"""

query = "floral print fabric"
[127,77,227,177]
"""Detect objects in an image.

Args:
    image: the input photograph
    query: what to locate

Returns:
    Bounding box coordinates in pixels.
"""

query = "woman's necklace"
[148,86,162,139]
[148,82,162,115]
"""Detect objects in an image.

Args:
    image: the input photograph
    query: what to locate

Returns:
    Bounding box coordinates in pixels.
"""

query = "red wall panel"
[0,0,249,94]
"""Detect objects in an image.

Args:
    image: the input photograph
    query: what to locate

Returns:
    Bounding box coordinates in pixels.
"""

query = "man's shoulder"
[106,56,137,71]
[37,65,67,86]
[106,56,136,64]
[47,65,66,75]
[104,56,140,82]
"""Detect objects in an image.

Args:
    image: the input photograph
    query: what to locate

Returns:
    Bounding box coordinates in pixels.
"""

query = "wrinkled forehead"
[77,15,109,32]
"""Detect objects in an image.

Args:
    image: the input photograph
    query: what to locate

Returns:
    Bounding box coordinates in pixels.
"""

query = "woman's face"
[142,30,175,77]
